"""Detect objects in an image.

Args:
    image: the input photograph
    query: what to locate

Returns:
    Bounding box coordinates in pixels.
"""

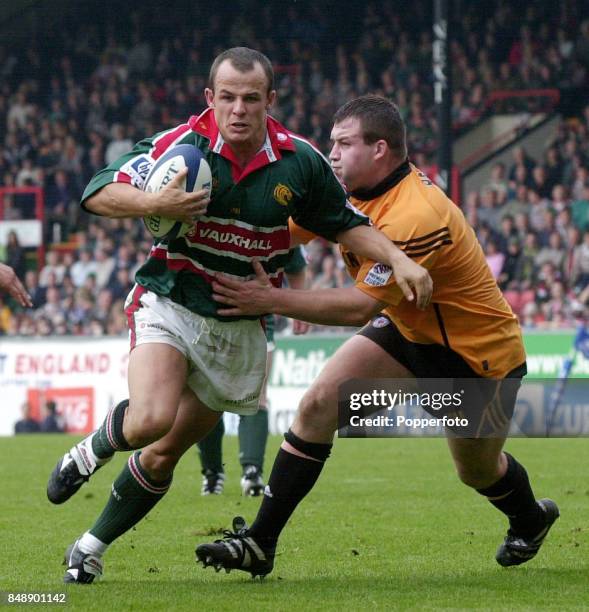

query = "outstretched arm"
[335,224,432,309]
[213,261,386,327]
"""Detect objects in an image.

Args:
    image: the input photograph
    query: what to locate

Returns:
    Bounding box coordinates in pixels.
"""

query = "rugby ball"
[143,144,212,238]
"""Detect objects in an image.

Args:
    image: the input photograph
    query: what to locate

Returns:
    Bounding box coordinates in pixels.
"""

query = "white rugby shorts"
[124,286,267,415]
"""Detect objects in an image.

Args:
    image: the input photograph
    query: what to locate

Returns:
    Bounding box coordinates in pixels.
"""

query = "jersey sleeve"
[289,146,369,242]
[354,218,445,306]
[283,246,307,275]
[80,136,158,211]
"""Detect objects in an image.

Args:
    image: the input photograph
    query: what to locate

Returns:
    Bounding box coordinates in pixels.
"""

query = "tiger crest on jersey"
[273,183,293,206]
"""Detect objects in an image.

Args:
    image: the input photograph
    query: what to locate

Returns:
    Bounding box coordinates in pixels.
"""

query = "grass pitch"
[1,435,587,611]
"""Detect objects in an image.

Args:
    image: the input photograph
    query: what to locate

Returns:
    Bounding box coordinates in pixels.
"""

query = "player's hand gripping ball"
[143,144,212,238]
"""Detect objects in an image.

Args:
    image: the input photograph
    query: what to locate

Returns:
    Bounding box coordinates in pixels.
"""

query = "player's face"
[206,60,276,154]
[329,117,379,192]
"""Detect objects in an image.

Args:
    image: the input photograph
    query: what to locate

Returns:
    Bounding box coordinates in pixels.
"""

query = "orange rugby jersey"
[292,161,525,378]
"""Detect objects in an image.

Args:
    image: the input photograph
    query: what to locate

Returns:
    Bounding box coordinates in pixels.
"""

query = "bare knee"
[140,446,181,481]
[294,385,337,440]
[124,402,176,447]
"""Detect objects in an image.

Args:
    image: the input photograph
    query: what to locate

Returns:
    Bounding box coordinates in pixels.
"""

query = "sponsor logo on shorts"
[372,316,390,328]
[364,263,393,287]
[225,394,259,405]
[140,322,173,334]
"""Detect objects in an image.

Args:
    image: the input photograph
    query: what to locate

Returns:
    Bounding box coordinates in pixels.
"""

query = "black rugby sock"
[248,429,332,550]
[477,452,544,537]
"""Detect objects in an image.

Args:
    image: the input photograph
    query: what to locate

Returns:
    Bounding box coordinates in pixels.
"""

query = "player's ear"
[266,90,277,110]
[374,140,388,161]
[205,88,215,108]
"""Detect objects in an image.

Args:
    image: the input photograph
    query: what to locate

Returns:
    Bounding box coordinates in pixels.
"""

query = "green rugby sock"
[197,418,225,474]
[91,399,133,459]
[89,451,171,544]
[238,408,268,472]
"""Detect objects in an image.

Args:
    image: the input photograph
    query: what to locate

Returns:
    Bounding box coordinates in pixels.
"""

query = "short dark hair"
[333,95,407,159]
[209,47,274,93]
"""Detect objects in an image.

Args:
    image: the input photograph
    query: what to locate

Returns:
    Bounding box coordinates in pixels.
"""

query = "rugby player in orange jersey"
[197,95,558,577]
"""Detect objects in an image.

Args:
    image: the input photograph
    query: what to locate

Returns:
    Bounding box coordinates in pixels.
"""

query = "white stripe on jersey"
[186,240,290,263]
[288,133,333,169]
[199,215,288,234]
[211,131,225,153]
[263,131,277,162]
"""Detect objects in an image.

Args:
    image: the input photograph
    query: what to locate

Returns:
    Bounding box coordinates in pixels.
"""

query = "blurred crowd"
[14,399,64,434]
[468,117,589,329]
[1,0,589,335]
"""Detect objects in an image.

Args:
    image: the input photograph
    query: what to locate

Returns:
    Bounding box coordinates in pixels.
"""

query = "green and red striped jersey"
[82,109,367,319]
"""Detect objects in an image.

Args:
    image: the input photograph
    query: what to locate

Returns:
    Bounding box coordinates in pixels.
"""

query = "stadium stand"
[1,0,588,334]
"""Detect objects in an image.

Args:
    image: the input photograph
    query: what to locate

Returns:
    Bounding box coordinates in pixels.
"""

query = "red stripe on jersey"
[124,285,147,350]
[188,221,290,257]
[150,248,283,288]
[237,148,279,182]
[150,124,192,160]
[166,257,216,283]
[114,172,133,185]
[267,116,296,152]
[196,219,288,240]
[149,247,215,284]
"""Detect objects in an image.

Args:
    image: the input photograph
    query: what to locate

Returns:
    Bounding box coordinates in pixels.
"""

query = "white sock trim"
[78,531,108,557]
